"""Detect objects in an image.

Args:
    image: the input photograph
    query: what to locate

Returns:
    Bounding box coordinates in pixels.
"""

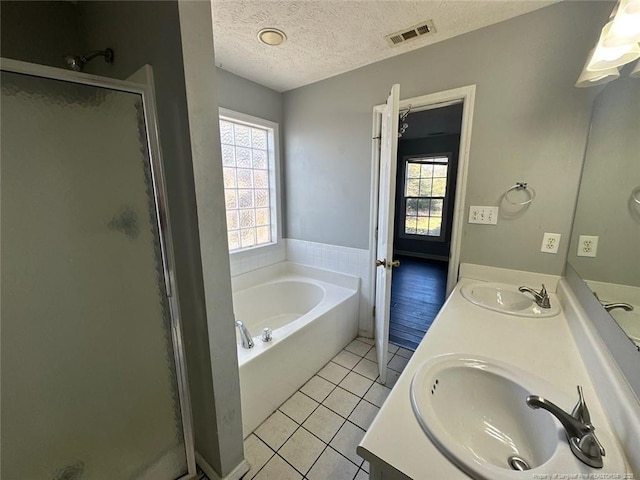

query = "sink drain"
[508,455,531,471]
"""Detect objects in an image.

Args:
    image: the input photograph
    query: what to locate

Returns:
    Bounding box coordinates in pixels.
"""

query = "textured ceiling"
[211,0,557,92]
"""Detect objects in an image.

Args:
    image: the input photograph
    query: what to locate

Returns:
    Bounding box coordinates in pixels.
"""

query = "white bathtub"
[231,262,359,437]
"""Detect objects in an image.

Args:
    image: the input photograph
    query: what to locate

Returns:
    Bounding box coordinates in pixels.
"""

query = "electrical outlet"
[468,206,499,225]
[541,233,561,254]
[577,235,598,257]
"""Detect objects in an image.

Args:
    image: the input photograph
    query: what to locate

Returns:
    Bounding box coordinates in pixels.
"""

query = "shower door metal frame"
[0,57,197,480]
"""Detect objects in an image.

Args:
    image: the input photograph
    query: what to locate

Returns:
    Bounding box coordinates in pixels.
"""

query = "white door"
[375,84,400,384]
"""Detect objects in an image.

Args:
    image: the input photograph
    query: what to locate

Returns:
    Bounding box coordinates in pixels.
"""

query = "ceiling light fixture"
[258,28,287,46]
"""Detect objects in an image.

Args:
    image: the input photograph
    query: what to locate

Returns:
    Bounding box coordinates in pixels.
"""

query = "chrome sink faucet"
[518,284,551,309]
[235,320,254,349]
[602,302,634,313]
[526,386,605,468]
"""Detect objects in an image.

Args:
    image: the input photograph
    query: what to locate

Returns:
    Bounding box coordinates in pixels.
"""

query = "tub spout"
[236,320,254,349]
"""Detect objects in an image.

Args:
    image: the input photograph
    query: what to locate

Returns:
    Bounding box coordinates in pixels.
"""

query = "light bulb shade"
[587,21,640,71]
[631,58,640,78]
[603,0,640,47]
[576,49,620,87]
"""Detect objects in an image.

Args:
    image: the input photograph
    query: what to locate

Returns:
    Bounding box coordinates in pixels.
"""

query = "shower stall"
[1,58,196,479]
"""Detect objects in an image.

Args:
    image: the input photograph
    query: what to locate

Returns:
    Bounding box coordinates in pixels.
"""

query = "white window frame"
[218,107,282,258]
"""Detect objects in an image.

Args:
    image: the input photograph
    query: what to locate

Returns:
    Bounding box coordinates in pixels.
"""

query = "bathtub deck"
[240,337,413,480]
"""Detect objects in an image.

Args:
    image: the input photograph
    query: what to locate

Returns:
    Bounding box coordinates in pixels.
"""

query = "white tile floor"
[243,337,414,480]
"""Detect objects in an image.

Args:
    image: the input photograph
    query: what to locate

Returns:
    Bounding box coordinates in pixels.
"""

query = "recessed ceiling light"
[258,28,287,46]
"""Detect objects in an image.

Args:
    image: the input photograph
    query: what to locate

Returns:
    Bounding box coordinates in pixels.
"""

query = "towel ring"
[504,182,536,206]
[632,186,640,205]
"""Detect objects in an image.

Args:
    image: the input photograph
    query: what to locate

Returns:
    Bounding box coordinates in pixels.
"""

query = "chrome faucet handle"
[571,385,591,425]
[526,385,605,468]
[518,284,551,309]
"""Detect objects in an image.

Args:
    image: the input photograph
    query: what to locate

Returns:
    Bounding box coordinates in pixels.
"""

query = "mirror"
[567,75,640,349]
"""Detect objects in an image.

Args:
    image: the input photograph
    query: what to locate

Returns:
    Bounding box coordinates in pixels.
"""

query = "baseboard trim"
[195,452,250,480]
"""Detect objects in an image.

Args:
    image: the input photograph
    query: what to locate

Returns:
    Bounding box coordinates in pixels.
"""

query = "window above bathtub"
[218,108,282,255]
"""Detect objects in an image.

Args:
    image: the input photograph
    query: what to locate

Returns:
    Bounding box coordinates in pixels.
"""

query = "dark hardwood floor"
[389,256,447,351]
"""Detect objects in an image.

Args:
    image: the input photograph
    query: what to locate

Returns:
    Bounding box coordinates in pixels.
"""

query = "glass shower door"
[1,68,192,480]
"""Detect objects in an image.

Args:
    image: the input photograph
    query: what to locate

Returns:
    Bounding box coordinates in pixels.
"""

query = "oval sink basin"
[411,355,560,479]
[461,282,560,317]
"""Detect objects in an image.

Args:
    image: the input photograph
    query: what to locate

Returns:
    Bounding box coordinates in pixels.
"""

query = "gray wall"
[283,1,611,275]
[0,1,81,67]
[568,77,640,287]
[216,67,283,125]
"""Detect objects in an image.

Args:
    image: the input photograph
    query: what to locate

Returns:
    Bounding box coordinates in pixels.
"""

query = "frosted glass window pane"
[252,150,268,169]
[238,189,254,208]
[236,147,251,167]
[241,228,256,248]
[1,71,187,480]
[256,208,270,226]
[220,120,234,145]
[255,190,269,208]
[237,169,252,188]
[421,164,433,177]
[240,209,256,228]
[253,170,268,189]
[225,190,237,209]
[256,226,271,244]
[223,167,237,188]
[234,124,251,147]
[227,211,239,230]
[228,231,240,250]
[251,128,267,149]
[221,144,235,166]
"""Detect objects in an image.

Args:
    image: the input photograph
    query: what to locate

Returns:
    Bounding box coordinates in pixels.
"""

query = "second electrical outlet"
[541,233,561,254]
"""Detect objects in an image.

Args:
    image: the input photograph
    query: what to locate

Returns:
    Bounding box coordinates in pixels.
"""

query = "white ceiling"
[211,0,557,92]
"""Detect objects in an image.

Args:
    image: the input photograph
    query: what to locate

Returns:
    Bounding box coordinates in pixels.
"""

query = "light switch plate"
[577,235,598,257]
[541,233,561,254]
[468,206,498,225]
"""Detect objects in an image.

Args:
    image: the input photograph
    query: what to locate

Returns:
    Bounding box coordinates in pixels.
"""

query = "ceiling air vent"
[385,20,436,47]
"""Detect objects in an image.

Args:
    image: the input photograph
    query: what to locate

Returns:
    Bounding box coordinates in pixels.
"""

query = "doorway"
[389,103,464,349]
[368,85,475,356]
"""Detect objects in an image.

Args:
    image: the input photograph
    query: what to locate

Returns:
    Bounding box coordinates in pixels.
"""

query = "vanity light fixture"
[603,0,640,48]
[258,28,287,46]
[576,0,640,87]
[587,21,640,71]
[576,49,620,87]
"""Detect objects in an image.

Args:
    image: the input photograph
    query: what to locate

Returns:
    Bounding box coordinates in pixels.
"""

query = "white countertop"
[358,278,631,479]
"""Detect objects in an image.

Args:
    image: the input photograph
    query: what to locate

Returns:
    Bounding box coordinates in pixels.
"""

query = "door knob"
[389,259,400,268]
[376,259,400,268]
[376,259,387,268]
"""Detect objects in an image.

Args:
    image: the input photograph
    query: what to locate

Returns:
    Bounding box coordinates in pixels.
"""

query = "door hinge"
[372,306,376,318]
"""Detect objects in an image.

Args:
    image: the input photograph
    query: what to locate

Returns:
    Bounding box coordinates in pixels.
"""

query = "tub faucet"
[602,302,634,313]
[518,284,551,309]
[526,386,605,468]
[235,320,254,349]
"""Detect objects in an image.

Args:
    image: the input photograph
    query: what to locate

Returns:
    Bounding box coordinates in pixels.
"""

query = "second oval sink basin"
[411,355,561,479]
[461,282,560,317]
